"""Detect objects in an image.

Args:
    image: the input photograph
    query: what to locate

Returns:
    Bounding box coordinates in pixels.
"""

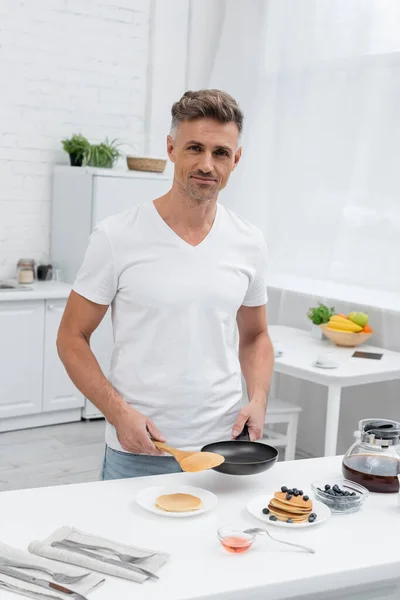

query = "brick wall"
[0,0,151,279]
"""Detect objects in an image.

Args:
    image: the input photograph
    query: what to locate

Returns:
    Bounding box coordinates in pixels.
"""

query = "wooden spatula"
[153,441,225,472]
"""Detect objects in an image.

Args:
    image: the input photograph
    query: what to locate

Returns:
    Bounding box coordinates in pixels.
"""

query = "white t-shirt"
[73,200,268,452]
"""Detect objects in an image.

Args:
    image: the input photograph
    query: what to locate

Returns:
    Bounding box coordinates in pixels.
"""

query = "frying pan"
[201,425,278,475]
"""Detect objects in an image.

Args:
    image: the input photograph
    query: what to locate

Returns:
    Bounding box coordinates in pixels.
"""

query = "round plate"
[313,361,338,369]
[136,485,218,518]
[246,494,331,528]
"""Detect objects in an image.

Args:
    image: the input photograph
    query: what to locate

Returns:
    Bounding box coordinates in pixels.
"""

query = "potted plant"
[84,138,121,168]
[61,134,90,167]
[307,303,335,340]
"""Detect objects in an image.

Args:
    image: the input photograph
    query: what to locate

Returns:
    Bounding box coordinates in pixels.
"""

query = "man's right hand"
[113,405,166,455]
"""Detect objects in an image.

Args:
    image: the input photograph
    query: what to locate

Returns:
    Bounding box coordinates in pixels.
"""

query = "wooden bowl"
[320,324,373,347]
[126,156,167,173]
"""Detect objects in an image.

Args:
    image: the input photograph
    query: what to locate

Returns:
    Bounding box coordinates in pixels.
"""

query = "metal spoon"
[243,528,316,554]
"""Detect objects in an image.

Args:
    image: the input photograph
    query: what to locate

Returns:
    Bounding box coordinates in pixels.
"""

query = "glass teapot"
[342,419,400,493]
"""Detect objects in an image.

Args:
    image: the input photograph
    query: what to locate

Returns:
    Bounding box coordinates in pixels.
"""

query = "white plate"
[313,361,338,369]
[136,485,218,518]
[246,494,331,528]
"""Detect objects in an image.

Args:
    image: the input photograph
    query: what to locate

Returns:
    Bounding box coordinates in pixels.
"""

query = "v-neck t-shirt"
[73,200,268,452]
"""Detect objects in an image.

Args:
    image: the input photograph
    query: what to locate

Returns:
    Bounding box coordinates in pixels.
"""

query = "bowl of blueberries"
[311,479,369,514]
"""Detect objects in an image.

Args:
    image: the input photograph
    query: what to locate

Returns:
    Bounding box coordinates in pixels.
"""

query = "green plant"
[307,302,335,325]
[61,134,90,159]
[84,138,121,168]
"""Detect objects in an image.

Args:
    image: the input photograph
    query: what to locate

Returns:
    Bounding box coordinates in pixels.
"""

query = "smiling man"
[57,89,274,480]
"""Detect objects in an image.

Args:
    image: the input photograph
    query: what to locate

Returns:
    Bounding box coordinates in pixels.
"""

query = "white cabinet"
[42,300,84,413]
[0,301,44,419]
[0,292,84,433]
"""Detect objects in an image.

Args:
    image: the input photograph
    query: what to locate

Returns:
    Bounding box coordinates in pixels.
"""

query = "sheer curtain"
[190,0,400,293]
[187,0,400,455]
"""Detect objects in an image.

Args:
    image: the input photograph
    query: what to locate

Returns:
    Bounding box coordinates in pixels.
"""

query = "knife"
[52,540,159,580]
[0,565,88,600]
[0,578,65,600]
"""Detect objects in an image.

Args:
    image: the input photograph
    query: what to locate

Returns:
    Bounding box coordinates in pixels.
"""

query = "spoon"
[153,441,225,472]
[243,528,316,554]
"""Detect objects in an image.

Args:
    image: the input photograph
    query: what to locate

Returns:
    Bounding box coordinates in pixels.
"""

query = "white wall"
[0,0,151,280]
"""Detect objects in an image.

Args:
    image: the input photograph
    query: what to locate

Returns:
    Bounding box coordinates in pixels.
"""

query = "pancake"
[274,492,312,510]
[266,488,314,523]
[269,498,311,514]
[268,503,310,523]
[155,493,202,512]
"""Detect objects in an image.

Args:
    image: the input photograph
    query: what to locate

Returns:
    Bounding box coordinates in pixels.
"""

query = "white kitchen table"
[269,325,400,456]
[1,456,400,600]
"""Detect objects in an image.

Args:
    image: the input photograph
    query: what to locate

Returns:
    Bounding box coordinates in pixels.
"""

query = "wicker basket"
[320,324,373,347]
[126,156,167,173]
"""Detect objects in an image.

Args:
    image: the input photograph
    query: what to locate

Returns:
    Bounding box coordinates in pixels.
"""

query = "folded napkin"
[0,540,104,599]
[28,526,169,584]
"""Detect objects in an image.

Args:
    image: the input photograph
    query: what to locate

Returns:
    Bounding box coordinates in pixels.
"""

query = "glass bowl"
[217,527,255,553]
[311,479,369,514]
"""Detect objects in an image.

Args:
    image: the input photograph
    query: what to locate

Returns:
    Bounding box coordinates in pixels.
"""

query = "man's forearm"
[239,331,274,405]
[57,333,127,426]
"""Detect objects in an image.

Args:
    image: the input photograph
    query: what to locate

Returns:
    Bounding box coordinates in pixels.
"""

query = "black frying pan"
[201,425,279,475]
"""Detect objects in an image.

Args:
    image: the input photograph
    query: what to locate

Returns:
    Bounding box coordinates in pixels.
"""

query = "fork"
[56,539,156,564]
[244,527,316,554]
[0,558,90,584]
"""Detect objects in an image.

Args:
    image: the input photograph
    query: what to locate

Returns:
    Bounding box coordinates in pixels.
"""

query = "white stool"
[261,398,302,461]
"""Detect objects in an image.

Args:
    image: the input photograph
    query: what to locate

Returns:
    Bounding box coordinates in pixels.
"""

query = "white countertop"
[1,456,399,600]
[0,281,71,301]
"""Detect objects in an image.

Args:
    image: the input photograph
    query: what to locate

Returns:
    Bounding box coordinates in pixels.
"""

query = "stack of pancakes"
[268,491,313,523]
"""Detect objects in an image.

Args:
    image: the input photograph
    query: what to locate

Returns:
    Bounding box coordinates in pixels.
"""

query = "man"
[57,89,274,480]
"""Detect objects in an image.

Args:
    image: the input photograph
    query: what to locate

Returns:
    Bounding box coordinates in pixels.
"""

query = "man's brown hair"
[170,89,243,136]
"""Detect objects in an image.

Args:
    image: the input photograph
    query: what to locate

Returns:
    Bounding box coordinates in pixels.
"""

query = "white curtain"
[189,0,400,294]
[188,0,400,456]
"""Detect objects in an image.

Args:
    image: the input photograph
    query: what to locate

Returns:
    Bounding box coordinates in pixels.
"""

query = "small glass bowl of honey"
[217,527,256,553]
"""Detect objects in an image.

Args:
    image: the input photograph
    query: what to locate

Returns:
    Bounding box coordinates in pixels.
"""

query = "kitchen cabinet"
[0,300,44,420]
[0,283,83,433]
[43,299,84,413]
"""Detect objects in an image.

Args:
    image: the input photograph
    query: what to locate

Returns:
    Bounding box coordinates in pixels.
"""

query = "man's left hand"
[232,400,267,441]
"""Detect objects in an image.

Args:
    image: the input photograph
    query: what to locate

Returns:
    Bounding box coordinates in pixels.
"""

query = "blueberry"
[293,490,300,497]
[308,515,316,523]
[287,519,294,524]
[310,513,317,519]
[298,490,304,496]
[344,491,350,497]
[287,489,294,494]
[269,515,277,521]
[293,488,298,493]
[303,495,309,501]
[262,507,270,514]
[286,494,293,501]
[281,486,288,493]
[324,484,331,491]
[351,492,357,497]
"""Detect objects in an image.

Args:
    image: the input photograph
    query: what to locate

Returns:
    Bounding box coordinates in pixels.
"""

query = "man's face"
[167,118,242,203]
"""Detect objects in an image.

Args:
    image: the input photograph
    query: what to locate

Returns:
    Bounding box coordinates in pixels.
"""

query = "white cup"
[316,351,337,367]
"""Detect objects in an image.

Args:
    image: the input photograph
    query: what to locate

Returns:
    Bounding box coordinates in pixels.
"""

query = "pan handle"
[235,423,250,441]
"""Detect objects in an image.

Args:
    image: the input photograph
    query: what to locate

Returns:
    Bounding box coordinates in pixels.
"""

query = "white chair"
[261,398,302,461]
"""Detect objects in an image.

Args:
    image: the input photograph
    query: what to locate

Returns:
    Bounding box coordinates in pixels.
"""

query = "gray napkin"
[28,526,169,584]
[0,540,104,598]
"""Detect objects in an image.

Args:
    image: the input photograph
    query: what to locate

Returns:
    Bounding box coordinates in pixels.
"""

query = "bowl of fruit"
[320,312,373,347]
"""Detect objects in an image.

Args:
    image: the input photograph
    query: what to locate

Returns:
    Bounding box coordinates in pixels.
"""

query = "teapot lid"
[360,419,400,445]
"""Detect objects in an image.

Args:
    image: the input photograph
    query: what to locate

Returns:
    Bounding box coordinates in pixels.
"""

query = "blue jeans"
[100,445,183,480]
